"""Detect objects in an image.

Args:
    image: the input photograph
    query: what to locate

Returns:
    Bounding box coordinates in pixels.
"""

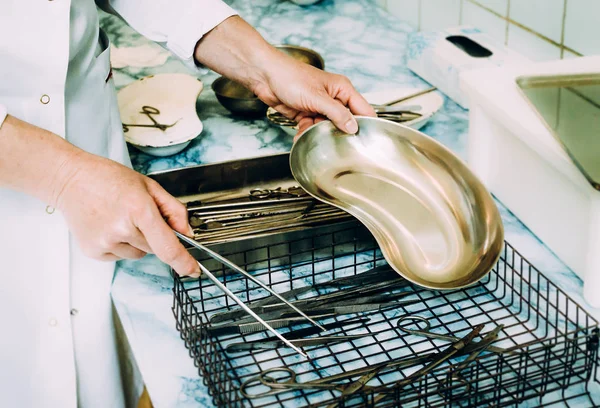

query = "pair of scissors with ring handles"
[397,315,506,398]
[122,106,179,132]
[396,315,509,355]
[240,324,483,401]
[239,361,390,401]
[249,186,307,200]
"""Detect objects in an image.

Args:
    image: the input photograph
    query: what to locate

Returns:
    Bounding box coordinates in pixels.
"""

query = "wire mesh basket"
[172,222,599,407]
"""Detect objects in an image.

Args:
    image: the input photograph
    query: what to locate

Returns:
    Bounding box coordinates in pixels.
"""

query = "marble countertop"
[102,0,600,406]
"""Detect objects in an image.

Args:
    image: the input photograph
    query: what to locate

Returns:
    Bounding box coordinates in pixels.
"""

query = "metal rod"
[199,207,343,230]
[174,230,326,331]
[195,261,308,358]
[381,86,437,107]
[192,202,316,218]
[187,196,312,212]
[193,213,352,240]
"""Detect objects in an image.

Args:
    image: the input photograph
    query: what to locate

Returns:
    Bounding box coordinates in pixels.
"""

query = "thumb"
[314,94,358,134]
[147,180,194,237]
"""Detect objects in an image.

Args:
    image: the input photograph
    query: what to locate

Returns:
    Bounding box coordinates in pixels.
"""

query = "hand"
[192,16,375,138]
[252,54,376,139]
[55,152,200,277]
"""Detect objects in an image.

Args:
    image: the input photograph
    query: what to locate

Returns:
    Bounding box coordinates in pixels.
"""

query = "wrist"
[47,144,88,210]
[243,45,286,94]
[192,15,286,93]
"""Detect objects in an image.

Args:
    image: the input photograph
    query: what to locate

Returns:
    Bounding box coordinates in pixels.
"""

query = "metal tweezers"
[225,317,370,353]
[208,266,404,324]
[218,291,417,329]
[174,230,325,358]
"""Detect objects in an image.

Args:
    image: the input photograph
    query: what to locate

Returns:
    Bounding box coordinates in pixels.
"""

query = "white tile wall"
[461,0,507,45]
[382,0,594,59]
[509,0,565,44]
[469,0,507,16]
[564,0,600,55]
[386,0,420,29]
[562,49,582,59]
[420,0,461,31]
[507,24,561,61]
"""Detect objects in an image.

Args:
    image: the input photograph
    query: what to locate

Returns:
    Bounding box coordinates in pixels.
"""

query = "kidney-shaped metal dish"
[290,117,504,290]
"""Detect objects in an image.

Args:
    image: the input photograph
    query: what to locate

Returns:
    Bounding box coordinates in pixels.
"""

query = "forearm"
[0,115,82,205]
[193,16,284,92]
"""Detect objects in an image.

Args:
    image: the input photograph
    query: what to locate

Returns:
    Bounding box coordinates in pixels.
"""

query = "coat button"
[45,205,55,214]
[40,94,50,104]
[49,318,58,327]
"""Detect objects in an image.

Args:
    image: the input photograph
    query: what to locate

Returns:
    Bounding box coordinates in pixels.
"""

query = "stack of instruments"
[187,186,353,244]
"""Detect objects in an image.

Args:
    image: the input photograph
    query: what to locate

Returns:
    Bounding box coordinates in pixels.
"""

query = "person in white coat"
[0,0,374,407]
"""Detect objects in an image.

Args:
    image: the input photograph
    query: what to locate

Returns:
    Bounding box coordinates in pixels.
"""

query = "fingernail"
[345,118,358,134]
[188,272,201,279]
[187,224,194,236]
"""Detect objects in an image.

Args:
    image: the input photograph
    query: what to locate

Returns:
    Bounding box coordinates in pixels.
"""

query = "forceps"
[174,231,326,358]
[227,334,368,353]
[239,325,483,400]
[249,186,308,200]
[395,316,505,399]
[225,317,370,353]
[239,362,391,400]
[122,105,179,132]
[396,315,509,354]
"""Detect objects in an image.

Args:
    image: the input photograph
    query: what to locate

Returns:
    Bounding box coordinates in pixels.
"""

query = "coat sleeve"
[96,0,238,70]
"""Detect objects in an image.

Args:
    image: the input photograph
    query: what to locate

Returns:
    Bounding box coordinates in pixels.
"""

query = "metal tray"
[147,153,355,277]
[148,152,296,205]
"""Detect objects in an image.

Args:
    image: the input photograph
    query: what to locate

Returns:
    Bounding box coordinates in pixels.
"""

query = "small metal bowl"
[288,0,324,6]
[290,117,504,290]
[275,45,325,70]
[211,76,268,117]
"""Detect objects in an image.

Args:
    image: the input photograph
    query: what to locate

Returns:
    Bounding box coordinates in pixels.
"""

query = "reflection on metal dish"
[290,116,504,290]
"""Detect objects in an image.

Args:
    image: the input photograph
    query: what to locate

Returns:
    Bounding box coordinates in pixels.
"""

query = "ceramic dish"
[117,73,204,156]
[362,87,444,130]
[288,0,323,5]
[290,116,504,290]
[268,87,444,136]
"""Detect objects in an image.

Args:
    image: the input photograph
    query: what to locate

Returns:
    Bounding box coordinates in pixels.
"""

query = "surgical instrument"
[241,325,483,400]
[209,266,402,323]
[396,315,510,355]
[206,313,335,337]
[122,105,179,132]
[249,186,308,199]
[194,261,307,358]
[225,317,370,353]
[226,334,368,353]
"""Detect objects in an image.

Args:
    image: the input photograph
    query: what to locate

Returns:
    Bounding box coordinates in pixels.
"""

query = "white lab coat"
[0,1,235,407]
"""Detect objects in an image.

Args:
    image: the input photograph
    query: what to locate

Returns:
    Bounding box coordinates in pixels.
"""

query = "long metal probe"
[195,262,307,358]
[174,230,326,331]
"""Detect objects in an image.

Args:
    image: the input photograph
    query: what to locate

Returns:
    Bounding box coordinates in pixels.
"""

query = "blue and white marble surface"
[101,0,600,406]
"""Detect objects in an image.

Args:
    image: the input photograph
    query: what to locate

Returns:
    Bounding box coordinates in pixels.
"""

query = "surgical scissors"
[239,363,390,400]
[434,323,505,399]
[396,315,510,354]
[239,325,483,400]
[249,186,308,200]
[122,105,179,132]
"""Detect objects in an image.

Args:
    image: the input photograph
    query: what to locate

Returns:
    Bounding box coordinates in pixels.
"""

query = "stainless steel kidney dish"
[290,117,504,290]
